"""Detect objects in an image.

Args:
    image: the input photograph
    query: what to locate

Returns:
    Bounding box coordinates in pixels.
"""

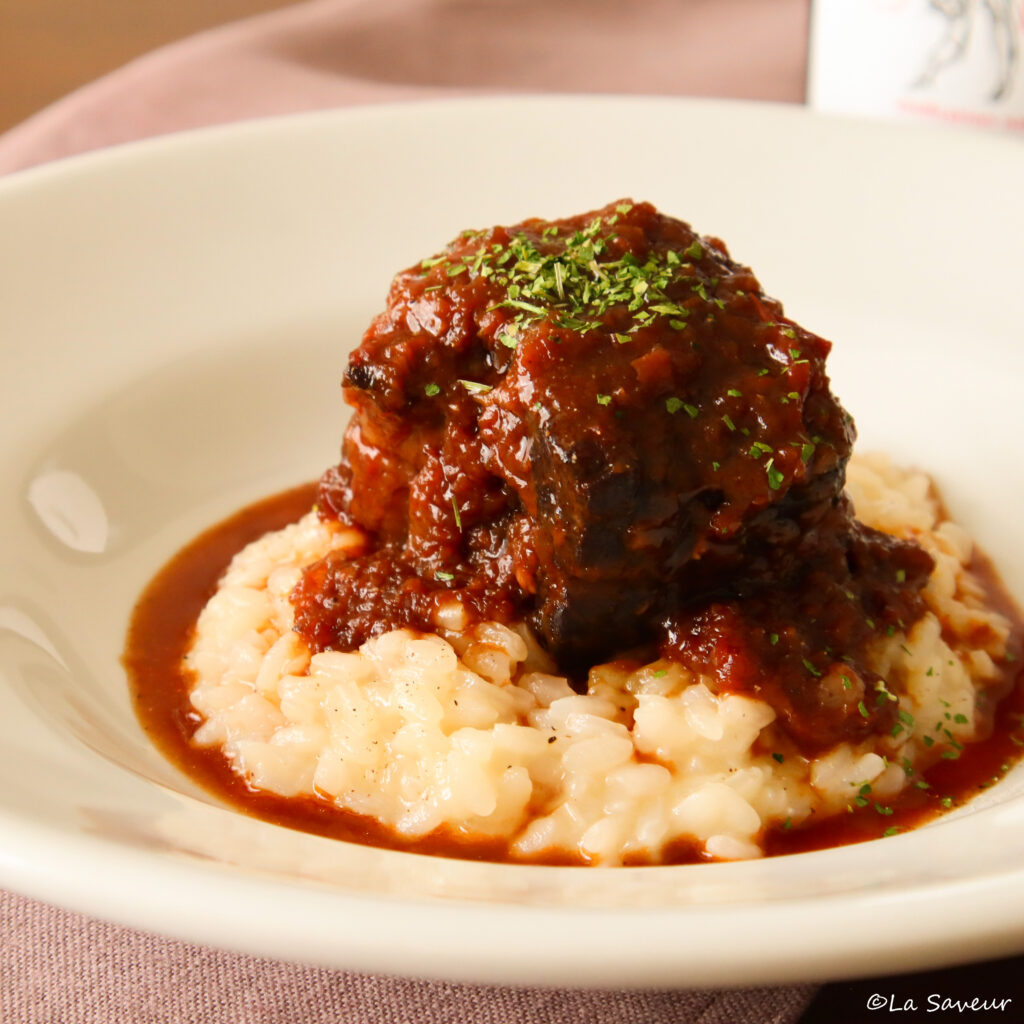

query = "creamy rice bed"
[186,454,1011,864]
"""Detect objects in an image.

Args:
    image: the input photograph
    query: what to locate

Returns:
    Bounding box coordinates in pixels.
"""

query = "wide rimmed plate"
[1,97,1023,989]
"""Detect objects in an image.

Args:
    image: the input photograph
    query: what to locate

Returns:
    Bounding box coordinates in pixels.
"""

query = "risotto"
[183,454,1012,864]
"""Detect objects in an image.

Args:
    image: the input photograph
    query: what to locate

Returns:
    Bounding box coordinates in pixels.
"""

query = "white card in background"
[808,0,1024,132]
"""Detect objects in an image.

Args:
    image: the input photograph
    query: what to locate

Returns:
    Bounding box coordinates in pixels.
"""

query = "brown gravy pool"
[124,485,1024,865]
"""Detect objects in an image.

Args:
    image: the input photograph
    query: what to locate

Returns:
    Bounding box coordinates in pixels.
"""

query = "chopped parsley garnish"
[418,213,721,341]
[424,383,441,397]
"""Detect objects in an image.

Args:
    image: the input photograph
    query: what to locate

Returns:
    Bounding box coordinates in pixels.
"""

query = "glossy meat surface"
[294,200,933,747]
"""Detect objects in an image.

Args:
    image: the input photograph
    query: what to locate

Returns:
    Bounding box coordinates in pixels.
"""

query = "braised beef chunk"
[294,199,934,745]
[660,512,935,750]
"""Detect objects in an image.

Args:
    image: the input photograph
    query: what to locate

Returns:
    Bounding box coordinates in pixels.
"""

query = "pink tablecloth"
[0,2,818,1021]
[0,0,809,175]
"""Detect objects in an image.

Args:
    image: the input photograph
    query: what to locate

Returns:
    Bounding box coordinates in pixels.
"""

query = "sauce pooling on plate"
[125,484,1024,862]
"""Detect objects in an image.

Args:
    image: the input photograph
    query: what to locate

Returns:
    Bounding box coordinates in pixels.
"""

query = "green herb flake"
[726,388,742,398]
[458,379,493,394]
[684,241,703,259]
[424,383,441,397]
[596,393,613,406]
[665,397,685,414]
[802,659,823,678]
[883,826,900,837]
[765,458,784,491]
[771,752,785,764]
[434,570,455,582]
[858,701,870,719]
[722,414,736,432]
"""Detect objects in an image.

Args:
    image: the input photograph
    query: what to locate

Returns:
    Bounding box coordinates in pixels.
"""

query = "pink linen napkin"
[0,2,817,1021]
[0,0,809,175]
[2,891,816,1024]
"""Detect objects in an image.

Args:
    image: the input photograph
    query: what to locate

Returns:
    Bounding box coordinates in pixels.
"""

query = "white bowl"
[1,97,1023,988]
